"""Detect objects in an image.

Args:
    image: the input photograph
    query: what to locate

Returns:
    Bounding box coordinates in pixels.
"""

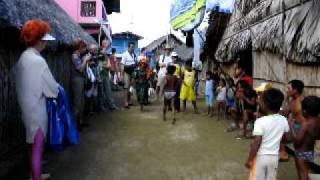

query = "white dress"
[15,48,59,143]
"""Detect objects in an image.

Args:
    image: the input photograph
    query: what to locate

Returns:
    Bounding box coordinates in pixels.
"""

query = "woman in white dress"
[15,19,59,180]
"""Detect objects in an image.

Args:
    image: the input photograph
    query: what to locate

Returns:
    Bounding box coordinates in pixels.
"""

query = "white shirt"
[216,86,226,101]
[253,114,289,155]
[15,48,59,143]
[121,50,137,66]
[158,54,172,77]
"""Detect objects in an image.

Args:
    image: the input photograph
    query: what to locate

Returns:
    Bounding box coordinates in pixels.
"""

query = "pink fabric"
[31,129,45,180]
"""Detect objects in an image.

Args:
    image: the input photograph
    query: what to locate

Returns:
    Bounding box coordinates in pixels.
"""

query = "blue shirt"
[205,80,214,96]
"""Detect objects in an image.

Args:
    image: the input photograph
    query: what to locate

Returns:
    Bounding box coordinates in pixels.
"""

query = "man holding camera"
[121,42,138,109]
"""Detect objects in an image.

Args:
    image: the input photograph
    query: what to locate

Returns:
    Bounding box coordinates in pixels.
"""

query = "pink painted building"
[55,0,120,35]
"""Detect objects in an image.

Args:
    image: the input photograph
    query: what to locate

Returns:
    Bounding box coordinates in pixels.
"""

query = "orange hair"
[21,19,51,46]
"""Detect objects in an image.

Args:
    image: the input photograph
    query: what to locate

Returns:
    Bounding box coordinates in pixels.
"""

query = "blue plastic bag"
[57,86,80,145]
[47,85,80,150]
[47,99,64,145]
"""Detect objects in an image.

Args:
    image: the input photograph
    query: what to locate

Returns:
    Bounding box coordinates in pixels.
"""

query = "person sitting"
[289,96,320,180]
[163,65,179,124]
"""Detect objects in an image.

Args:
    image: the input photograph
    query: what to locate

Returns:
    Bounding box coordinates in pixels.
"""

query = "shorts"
[164,91,176,100]
[295,151,314,162]
[206,94,214,107]
[226,98,234,108]
[124,72,132,89]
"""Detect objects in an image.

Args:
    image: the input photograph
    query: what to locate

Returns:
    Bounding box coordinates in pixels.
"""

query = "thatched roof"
[112,31,143,40]
[215,0,320,64]
[144,34,183,51]
[0,0,96,45]
[174,44,193,61]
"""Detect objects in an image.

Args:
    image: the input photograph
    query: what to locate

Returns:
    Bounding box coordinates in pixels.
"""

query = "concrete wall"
[111,38,140,55]
[55,0,104,24]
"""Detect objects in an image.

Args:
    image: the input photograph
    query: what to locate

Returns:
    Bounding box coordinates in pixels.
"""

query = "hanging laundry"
[205,0,236,13]
[170,0,206,30]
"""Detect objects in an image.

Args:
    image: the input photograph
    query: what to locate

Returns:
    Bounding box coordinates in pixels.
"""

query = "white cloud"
[108,0,184,48]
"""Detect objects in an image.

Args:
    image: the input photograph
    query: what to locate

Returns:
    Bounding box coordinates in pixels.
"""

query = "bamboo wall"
[253,51,320,95]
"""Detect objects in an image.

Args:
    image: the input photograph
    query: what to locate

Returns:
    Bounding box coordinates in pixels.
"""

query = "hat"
[164,44,173,49]
[255,82,273,92]
[171,52,178,57]
[41,33,56,41]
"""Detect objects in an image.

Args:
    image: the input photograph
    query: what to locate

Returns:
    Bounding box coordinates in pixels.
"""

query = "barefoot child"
[289,96,320,180]
[163,65,179,124]
[246,88,289,180]
[216,79,227,119]
[281,80,305,161]
[205,71,215,117]
[180,60,198,113]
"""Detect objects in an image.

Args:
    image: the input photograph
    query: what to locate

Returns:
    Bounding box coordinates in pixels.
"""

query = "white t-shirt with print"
[253,114,289,156]
[121,50,136,66]
[158,54,173,77]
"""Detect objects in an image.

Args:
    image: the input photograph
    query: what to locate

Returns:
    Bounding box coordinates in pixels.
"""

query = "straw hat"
[164,44,173,49]
[255,82,273,93]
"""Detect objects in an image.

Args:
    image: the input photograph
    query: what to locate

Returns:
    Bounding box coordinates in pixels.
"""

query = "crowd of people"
[14,19,320,180]
[196,62,320,179]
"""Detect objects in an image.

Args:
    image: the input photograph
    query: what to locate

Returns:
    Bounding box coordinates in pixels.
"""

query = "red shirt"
[241,75,253,87]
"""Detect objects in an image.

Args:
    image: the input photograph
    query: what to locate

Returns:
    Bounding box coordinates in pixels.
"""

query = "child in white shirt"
[216,79,226,118]
[246,88,290,180]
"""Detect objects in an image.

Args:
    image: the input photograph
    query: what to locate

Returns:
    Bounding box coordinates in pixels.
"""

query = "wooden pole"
[98,23,102,47]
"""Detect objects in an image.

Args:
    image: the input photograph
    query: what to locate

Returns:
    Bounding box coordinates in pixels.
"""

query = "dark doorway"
[237,45,253,76]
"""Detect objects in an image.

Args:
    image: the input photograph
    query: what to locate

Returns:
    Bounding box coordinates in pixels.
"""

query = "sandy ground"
[41,93,298,180]
[8,92,298,180]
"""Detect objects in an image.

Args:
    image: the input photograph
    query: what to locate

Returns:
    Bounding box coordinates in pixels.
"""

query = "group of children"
[204,64,320,179]
[161,59,320,179]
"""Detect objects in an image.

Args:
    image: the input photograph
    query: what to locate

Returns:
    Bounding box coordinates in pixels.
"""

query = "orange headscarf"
[139,57,152,79]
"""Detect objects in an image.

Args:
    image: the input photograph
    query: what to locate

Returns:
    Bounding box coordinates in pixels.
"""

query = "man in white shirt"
[156,44,173,99]
[246,88,290,180]
[121,42,137,108]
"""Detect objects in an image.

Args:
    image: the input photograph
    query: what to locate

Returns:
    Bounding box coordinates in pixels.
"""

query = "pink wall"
[55,0,104,24]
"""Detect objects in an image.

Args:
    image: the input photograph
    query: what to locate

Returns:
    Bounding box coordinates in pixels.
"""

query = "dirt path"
[44,95,297,180]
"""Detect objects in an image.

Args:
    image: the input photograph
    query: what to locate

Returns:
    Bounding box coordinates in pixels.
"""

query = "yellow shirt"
[183,69,196,87]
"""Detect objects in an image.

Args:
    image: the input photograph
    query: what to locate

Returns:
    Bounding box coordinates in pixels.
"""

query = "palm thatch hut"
[0,0,96,177]
[215,0,320,95]
[144,34,193,62]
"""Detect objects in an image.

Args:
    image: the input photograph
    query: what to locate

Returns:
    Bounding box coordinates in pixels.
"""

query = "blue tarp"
[206,0,236,13]
[170,0,197,21]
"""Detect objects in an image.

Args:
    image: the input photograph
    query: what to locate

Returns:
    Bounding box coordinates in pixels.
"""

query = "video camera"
[82,48,105,66]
